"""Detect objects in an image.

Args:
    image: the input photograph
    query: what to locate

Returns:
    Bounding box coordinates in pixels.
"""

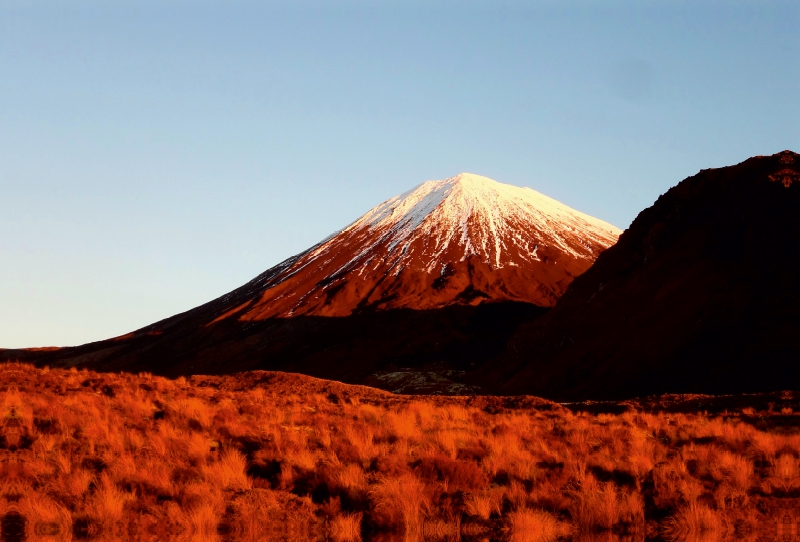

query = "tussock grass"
[0,362,795,540]
[509,508,569,542]
[331,512,363,542]
[663,503,726,542]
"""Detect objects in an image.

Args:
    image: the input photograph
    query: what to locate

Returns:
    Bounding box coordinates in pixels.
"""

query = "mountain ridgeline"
[4,152,799,401]
[1,173,619,393]
[479,150,800,399]
[207,172,620,319]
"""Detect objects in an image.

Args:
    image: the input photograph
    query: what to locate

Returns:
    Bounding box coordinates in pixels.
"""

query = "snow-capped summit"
[209,173,621,321]
[353,172,619,270]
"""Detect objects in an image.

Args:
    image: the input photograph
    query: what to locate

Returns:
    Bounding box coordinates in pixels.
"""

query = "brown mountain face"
[480,150,800,401]
[0,174,619,392]
[209,172,620,321]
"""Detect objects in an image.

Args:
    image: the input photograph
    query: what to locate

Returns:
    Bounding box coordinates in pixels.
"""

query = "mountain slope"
[481,150,800,400]
[213,173,620,322]
[1,173,619,391]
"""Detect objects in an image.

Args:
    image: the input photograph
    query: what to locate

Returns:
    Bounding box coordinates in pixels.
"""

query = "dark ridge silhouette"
[479,150,800,400]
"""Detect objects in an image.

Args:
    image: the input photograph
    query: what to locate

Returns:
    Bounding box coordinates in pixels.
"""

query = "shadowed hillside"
[483,150,800,400]
[0,302,546,395]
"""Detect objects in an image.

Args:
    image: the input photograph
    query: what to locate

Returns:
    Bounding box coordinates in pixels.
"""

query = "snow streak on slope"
[212,173,622,321]
[351,173,619,271]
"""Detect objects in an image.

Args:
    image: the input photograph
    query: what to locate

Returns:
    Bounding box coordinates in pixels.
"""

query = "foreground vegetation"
[0,363,797,541]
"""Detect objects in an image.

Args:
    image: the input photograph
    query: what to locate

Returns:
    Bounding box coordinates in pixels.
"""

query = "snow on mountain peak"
[346,172,620,271]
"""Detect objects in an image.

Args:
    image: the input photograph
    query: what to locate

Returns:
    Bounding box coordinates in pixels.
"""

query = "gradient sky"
[1,0,798,348]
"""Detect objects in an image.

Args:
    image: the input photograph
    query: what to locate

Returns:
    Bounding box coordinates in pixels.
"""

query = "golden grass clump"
[464,489,502,520]
[331,512,363,542]
[509,508,570,542]
[663,503,727,542]
[370,473,430,536]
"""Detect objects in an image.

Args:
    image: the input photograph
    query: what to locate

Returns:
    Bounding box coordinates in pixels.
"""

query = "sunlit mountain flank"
[206,172,620,320]
[1,174,619,394]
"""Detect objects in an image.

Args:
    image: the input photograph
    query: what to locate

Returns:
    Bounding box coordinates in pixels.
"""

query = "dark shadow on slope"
[476,150,800,401]
[0,302,547,394]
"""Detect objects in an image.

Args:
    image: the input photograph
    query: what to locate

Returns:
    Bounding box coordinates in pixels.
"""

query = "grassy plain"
[0,362,797,541]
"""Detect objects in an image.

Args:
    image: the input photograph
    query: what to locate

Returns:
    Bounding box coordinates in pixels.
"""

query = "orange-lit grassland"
[0,363,798,541]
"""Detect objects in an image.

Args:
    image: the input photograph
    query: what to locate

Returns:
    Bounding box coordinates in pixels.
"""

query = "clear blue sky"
[1,1,797,348]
